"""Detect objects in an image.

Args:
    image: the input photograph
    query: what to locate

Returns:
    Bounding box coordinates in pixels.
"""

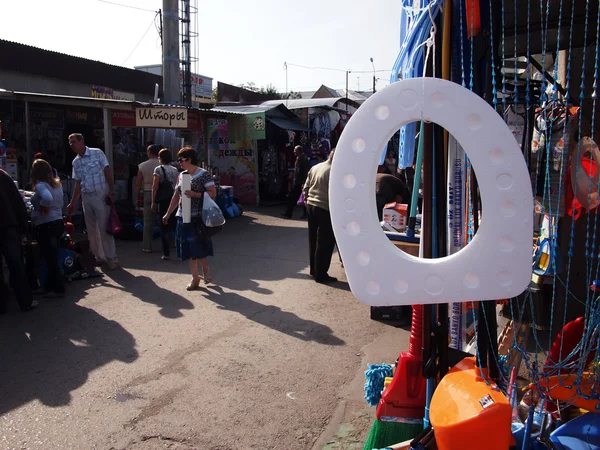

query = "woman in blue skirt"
[162,147,217,290]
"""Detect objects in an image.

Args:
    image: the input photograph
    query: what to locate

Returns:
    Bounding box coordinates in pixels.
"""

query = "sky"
[0,0,402,95]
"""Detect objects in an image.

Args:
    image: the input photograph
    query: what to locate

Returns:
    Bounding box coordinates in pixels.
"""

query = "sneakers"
[22,300,39,312]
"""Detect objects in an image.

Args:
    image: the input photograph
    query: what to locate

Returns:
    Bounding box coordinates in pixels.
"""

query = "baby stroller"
[37,217,103,288]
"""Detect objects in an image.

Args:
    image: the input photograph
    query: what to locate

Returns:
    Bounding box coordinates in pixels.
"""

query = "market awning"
[267,117,309,132]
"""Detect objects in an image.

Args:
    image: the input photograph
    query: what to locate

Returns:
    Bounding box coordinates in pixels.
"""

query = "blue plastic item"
[549,413,600,450]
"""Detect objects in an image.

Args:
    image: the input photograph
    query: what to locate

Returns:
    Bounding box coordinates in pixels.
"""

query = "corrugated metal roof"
[261,98,348,110]
[209,105,278,114]
[0,39,162,95]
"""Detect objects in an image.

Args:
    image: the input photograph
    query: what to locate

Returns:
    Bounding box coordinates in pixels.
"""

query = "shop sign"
[111,110,136,128]
[187,110,203,131]
[31,108,64,128]
[113,90,135,101]
[179,72,213,98]
[136,107,188,128]
[229,113,266,141]
[66,109,90,124]
[207,118,257,205]
[91,85,113,99]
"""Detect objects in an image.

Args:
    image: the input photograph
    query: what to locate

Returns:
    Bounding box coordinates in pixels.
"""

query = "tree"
[238,82,285,99]
[211,87,218,101]
[285,91,302,99]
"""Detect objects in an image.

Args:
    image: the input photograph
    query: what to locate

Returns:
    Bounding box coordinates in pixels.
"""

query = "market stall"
[328,1,600,450]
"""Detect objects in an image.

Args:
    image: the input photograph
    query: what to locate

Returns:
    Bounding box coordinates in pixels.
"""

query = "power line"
[121,12,159,65]
[286,62,392,74]
[95,0,157,13]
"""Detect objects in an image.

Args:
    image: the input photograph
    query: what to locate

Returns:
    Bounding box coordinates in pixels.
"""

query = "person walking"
[282,145,309,219]
[0,169,37,313]
[304,148,337,284]
[135,144,161,253]
[162,147,217,290]
[152,148,179,260]
[66,133,118,270]
[30,158,65,298]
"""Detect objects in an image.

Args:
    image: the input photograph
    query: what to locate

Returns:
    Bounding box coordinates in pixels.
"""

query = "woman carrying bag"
[152,148,179,260]
[162,147,217,290]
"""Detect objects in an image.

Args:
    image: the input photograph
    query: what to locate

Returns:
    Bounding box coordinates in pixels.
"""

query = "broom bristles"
[362,418,423,450]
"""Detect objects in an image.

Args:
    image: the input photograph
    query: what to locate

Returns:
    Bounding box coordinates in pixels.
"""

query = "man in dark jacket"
[282,146,309,219]
[375,165,410,222]
[0,169,37,313]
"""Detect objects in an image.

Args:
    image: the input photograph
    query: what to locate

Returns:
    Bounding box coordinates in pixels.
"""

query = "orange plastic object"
[430,357,512,450]
[465,0,482,38]
[376,305,426,420]
[527,372,600,412]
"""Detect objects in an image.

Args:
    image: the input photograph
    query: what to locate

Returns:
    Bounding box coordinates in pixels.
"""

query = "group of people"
[0,133,220,313]
[133,144,217,289]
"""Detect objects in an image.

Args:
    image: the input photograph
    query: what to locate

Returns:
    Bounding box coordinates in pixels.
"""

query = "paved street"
[1,207,409,450]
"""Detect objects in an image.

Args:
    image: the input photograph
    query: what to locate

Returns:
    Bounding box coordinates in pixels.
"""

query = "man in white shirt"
[66,133,118,269]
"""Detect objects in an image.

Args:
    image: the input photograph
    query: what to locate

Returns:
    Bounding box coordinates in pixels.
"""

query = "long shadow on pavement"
[117,211,319,295]
[102,267,194,319]
[199,285,346,346]
[0,292,138,416]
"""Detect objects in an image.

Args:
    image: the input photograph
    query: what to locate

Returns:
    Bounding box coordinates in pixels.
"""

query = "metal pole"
[284,62,288,107]
[103,108,113,168]
[370,57,376,93]
[345,70,349,113]
[162,0,180,104]
[25,100,31,185]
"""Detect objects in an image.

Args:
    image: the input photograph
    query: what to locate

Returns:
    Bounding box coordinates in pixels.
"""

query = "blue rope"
[364,363,393,407]
[391,0,443,170]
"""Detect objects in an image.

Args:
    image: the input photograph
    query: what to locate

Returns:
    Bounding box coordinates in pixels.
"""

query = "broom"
[362,305,427,450]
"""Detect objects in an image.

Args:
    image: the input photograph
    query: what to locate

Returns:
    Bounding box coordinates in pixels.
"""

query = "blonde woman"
[30,159,65,297]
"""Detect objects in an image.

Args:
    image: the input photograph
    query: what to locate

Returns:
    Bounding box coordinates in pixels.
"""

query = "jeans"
[34,219,65,294]
[0,226,33,312]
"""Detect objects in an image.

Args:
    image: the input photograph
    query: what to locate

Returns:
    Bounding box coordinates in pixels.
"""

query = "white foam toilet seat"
[329,78,533,305]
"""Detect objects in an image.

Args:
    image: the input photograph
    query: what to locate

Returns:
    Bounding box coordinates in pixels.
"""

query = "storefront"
[0,94,111,188]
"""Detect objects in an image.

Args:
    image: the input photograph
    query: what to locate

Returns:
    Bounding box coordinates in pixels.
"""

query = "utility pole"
[345,70,350,113]
[181,0,192,106]
[370,57,376,93]
[162,0,180,104]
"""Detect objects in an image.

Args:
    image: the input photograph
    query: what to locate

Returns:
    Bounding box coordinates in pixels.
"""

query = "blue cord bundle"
[379,0,444,170]
[364,363,393,407]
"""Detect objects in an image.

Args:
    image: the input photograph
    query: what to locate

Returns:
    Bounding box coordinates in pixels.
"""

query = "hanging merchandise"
[570,136,600,213]
[383,0,444,170]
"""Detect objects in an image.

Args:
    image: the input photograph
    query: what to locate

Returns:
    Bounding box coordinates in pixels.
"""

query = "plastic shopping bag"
[106,199,122,235]
[202,192,226,228]
[297,191,305,206]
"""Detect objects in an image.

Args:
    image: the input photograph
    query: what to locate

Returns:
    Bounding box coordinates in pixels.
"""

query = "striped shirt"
[72,147,109,194]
